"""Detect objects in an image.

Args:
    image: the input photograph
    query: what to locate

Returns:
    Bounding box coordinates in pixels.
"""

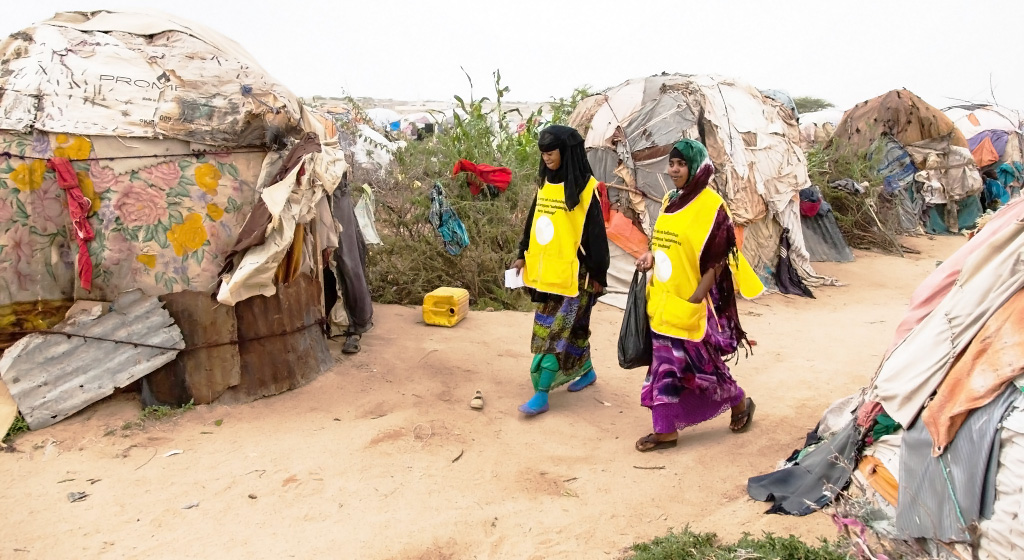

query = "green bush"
[628,528,853,560]
[805,144,904,254]
[3,414,28,443]
[360,72,590,310]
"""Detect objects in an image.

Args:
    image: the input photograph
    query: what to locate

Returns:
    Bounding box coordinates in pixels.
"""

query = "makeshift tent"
[943,104,1023,139]
[833,89,983,235]
[748,197,1024,560]
[967,130,1024,170]
[759,89,799,119]
[568,74,840,303]
[0,10,355,422]
[834,89,968,153]
[365,108,402,131]
[798,109,843,149]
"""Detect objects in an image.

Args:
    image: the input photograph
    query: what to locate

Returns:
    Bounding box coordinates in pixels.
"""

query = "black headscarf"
[537,125,593,211]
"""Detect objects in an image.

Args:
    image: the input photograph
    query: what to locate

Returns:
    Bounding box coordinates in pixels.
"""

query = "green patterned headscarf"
[670,139,714,187]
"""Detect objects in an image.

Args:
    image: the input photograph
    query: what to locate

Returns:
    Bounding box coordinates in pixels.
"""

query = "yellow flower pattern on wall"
[166,212,208,256]
[136,254,157,269]
[53,135,92,160]
[10,160,47,191]
[195,163,221,195]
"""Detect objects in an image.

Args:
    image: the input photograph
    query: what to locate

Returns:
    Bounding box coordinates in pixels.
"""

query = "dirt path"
[1,236,964,560]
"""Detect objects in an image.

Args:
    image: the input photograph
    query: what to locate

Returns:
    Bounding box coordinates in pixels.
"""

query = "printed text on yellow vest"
[523,177,598,297]
[647,189,722,341]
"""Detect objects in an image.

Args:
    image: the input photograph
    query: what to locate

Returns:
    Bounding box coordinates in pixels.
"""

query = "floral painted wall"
[0,132,265,308]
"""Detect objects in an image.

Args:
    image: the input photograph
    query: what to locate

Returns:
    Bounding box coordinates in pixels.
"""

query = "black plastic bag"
[617,270,652,369]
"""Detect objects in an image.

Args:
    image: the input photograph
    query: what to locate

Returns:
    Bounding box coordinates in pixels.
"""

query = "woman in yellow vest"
[512,125,610,415]
[633,139,759,451]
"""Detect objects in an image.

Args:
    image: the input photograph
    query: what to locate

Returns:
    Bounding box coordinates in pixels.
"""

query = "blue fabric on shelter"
[983,178,1010,208]
[997,162,1022,188]
[428,182,469,255]
[868,134,917,195]
[925,195,983,234]
[968,130,1010,157]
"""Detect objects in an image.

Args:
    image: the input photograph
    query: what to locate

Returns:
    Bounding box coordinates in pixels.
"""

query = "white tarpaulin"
[0,10,303,147]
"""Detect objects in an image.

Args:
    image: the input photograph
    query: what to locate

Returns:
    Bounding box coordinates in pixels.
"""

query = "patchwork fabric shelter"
[0,10,353,414]
[748,198,1024,560]
[568,74,839,301]
[833,89,984,235]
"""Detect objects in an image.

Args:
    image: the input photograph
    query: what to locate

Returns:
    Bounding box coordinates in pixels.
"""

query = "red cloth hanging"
[47,158,94,291]
[595,181,610,223]
[451,159,512,196]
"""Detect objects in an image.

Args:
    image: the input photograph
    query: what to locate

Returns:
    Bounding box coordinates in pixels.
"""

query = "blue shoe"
[567,370,596,392]
[518,391,549,415]
[518,402,549,416]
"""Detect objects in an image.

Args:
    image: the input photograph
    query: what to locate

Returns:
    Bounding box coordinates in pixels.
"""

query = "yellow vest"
[523,177,598,297]
[647,189,765,340]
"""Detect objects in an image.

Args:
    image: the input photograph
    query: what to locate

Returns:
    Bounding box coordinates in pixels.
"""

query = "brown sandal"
[635,433,678,452]
[730,398,755,433]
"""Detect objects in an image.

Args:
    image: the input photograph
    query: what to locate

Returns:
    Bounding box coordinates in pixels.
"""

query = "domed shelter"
[832,89,983,235]
[569,74,838,299]
[833,89,967,153]
[748,199,1024,560]
[0,11,351,429]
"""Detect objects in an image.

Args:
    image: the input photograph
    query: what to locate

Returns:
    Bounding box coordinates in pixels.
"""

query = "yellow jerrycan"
[422,287,470,327]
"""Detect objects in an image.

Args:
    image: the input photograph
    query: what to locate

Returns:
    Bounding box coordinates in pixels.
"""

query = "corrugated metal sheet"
[0,290,184,430]
[146,291,241,406]
[145,273,331,407]
[801,212,855,263]
[219,273,331,405]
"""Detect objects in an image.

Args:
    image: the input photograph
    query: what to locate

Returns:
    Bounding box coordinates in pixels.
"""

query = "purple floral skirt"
[640,303,745,433]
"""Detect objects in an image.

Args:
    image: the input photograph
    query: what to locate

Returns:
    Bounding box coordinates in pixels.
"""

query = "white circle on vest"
[654,250,672,283]
[535,215,555,245]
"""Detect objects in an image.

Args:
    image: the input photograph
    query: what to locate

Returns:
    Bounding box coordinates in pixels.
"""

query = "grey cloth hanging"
[895,385,1021,542]
[747,419,861,516]
[328,176,373,335]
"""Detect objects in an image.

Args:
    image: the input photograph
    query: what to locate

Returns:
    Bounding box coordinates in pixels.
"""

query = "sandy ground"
[1,235,965,560]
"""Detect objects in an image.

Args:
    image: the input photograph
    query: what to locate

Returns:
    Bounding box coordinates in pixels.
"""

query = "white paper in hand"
[504,268,525,289]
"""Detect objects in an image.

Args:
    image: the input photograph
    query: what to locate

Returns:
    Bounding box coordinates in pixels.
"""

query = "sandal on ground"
[635,433,678,452]
[730,397,755,433]
[342,334,361,354]
[470,390,484,410]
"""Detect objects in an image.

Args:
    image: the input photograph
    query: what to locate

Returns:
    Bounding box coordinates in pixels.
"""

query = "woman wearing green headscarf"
[632,139,763,452]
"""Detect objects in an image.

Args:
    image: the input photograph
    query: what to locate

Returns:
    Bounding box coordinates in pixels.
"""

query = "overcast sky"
[6,0,1023,112]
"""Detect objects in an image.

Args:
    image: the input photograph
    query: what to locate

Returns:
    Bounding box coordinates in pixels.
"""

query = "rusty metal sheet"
[216,273,330,405]
[146,292,241,406]
[0,290,184,430]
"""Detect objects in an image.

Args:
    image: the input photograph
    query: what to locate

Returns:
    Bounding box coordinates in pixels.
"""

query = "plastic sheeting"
[216,146,347,305]
[747,420,862,516]
[571,74,831,288]
[869,218,1024,427]
[978,399,1024,560]
[908,136,983,205]
[801,211,855,263]
[0,11,304,147]
[895,386,1019,542]
[944,105,1024,139]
